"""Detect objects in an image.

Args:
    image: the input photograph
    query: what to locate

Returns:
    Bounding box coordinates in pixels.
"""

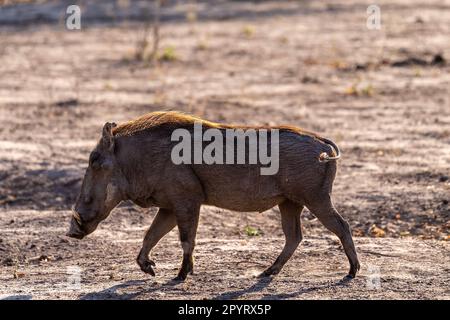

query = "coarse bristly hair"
[112,110,324,142]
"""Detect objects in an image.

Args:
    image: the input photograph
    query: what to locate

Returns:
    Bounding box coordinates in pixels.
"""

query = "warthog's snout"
[66,215,86,239]
[66,211,87,239]
[66,210,100,239]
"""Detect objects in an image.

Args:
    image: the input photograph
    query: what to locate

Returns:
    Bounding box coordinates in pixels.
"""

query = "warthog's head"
[67,122,124,239]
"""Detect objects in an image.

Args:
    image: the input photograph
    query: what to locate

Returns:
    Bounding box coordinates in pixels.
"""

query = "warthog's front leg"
[173,204,201,281]
[137,208,177,276]
[260,200,303,277]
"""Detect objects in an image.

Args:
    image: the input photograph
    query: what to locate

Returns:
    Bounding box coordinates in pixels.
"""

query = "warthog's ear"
[102,122,117,152]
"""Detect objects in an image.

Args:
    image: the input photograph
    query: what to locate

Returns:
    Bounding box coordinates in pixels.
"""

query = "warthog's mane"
[112,111,321,140]
[112,111,220,137]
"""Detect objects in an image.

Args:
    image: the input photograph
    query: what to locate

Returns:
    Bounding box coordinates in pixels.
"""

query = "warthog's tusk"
[72,211,82,224]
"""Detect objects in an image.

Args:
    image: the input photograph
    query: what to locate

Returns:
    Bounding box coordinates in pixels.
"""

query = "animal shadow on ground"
[213,276,353,300]
[79,278,192,300]
[212,277,275,300]
[261,279,353,300]
[79,278,275,300]
[79,276,353,300]
[0,295,33,300]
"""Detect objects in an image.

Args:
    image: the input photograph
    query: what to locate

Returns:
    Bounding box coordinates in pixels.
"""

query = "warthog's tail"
[318,138,341,162]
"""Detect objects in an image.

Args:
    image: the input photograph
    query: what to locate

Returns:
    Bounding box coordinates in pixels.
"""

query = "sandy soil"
[0,0,449,299]
[1,209,449,299]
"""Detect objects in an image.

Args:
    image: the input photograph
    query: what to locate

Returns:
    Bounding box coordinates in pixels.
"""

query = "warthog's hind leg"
[137,208,177,276]
[307,195,360,279]
[173,204,201,281]
[260,200,303,277]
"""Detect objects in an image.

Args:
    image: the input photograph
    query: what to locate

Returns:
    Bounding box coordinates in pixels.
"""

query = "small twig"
[149,0,161,66]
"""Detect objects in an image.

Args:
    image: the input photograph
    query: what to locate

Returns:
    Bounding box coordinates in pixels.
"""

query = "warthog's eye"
[84,196,93,205]
[89,151,102,169]
[89,151,101,163]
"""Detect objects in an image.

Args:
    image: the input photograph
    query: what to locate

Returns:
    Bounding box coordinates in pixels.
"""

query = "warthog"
[67,111,360,281]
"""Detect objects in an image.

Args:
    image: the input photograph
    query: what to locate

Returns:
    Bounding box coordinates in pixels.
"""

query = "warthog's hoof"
[172,274,187,282]
[138,259,156,276]
[341,274,355,283]
[344,262,360,281]
[258,268,280,278]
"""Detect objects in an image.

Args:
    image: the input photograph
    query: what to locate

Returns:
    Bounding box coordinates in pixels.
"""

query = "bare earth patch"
[0,209,449,300]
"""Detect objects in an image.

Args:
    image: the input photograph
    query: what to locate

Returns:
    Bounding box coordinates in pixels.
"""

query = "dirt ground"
[0,0,449,300]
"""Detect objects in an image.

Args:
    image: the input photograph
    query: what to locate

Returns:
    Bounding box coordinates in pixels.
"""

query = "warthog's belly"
[205,194,285,213]
[195,165,284,212]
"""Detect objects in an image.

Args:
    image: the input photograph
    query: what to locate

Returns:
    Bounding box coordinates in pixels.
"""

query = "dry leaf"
[369,224,386,238]
[13,270,26,279]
